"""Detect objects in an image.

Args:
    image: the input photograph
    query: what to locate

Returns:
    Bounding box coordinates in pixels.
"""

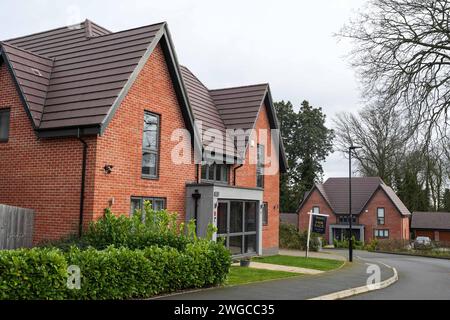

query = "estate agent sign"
[312,215,327,234]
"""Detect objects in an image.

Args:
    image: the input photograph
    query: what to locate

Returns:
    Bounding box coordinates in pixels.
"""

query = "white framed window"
[312,206,320,214]
[374,229,389,238]
[130,197,166,216]
[377,208,385,225]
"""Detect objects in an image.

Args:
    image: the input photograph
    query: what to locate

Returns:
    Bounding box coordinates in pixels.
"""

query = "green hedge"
[1,206,231,300]
[0,242,231,300]
[0,248,68,300]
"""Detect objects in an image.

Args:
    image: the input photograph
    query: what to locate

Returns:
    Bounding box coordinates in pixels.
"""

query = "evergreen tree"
[275,100,334,213]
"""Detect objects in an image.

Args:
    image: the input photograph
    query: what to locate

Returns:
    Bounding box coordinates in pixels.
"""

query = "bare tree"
[334,104,410,184]
[339,0,450,138]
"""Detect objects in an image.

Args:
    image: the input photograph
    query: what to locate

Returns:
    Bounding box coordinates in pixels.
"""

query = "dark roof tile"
[411,212,450,230]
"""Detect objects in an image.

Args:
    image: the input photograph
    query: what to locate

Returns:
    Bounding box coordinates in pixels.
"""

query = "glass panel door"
[217,200,258,256]
[217,202,228,236]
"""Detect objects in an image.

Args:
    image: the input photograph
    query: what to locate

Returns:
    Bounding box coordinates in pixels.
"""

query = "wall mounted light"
[103,164,114,174]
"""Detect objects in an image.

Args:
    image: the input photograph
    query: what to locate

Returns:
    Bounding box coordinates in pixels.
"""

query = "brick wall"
[0,63,97,243]
[359,188,410,242]
[89,44,197,222]
[234,103,280,251]
[298,189,336,243]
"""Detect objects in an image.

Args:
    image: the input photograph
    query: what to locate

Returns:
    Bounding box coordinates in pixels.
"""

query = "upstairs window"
[142,111,160,179]
[377,208,385,225]
[257,144,265,188]
[0,109,10,142]
[201,163,229,183]
[338,215,356,224]
[312,206,320,214]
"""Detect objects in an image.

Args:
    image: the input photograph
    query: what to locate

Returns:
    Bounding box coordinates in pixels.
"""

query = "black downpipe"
[192,190,201,235]
[78,136,88,237]
[233,164,244,186]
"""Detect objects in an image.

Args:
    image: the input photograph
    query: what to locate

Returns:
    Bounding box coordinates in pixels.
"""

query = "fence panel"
[0,204,34,250]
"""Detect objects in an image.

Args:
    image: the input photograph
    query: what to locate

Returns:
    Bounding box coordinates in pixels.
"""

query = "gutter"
[77,133,88,237]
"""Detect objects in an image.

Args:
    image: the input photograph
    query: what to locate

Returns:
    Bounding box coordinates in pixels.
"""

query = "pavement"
[347,250,450,300]
[240,261,323,275]
[158,250,395,300]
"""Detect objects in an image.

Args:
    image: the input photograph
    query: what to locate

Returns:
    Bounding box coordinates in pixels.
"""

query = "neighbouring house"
[297,177,410,244]
[0,20,287,257]
[411,211,450,243]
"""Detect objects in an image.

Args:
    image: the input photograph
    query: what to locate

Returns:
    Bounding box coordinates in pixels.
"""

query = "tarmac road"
[348,250,450,300]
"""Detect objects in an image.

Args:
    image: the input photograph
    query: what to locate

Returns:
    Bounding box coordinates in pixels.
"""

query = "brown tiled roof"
[1,20,287,170]
[411,212,450,230]
[299,177,410,216]
[1,20,166,131]
[180,67,287,169]
[210,84,269,131]
[180,66,235,157]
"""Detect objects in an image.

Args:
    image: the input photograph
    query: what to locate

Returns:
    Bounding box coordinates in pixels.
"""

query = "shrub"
[1,206,232,300]
[0,248,68,300]
[0,241,231,300]
[279,223,321,251]
[333,236,364,250]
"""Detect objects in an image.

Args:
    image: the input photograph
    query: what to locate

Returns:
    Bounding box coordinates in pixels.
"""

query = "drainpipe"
[196,164,200,183]
[78,132,88,238]
[192,190,201,235]
[233,164,243,186]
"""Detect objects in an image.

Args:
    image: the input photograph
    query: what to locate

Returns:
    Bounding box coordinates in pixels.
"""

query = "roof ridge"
[209,83,269,92]
[3,20,88,43]
[85,19,113,34]
[90,21,166,40]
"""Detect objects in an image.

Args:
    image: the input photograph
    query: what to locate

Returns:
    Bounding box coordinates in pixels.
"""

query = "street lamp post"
[348,145,362,262]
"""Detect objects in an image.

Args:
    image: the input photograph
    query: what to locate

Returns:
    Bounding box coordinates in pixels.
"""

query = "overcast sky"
[0,0,367,179]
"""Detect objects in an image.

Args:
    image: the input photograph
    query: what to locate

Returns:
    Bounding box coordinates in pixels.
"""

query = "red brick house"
[298,177,410,244]
[0,20,287,256]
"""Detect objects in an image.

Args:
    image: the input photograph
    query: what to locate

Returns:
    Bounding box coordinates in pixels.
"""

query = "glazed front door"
[217,200,258,255]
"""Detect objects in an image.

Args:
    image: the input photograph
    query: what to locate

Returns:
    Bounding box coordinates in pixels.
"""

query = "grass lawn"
[253,255,344,271]
[226,266,299,286]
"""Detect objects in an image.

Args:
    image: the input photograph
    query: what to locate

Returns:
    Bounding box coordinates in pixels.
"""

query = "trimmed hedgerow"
[0,242,231,300]
[0,248,68,300]
[0,204,232,300]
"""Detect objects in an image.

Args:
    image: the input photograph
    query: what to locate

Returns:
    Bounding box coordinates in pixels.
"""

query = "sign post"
[306,211,329,258]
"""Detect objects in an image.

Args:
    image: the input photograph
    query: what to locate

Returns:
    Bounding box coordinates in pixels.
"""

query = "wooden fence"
[0,204,34,250]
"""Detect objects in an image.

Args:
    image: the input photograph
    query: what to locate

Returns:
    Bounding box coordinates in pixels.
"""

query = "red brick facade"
[0,42,280,251]
[234,103,280,252]
[298,187,410,244]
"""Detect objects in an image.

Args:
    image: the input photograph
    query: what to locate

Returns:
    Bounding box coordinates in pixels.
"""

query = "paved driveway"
[157,251,394,300]
[348,251,450,300]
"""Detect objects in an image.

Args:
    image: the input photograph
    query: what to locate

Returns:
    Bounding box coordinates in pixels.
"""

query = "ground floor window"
[262,202,269,226]
[374,229,389,239]
[130,197,166,216]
